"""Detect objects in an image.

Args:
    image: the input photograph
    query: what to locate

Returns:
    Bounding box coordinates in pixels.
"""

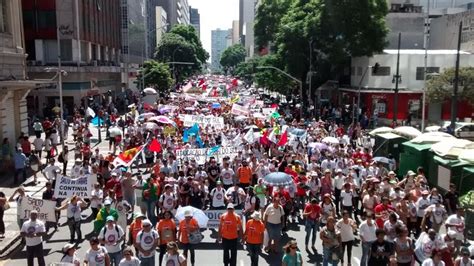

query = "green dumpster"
[398,142,433,177]
[373,132,407,161]
[427,153,470,193]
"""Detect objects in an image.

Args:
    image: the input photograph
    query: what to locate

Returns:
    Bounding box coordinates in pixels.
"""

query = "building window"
[0,0,8,33]
[38,11,56,29]
[60,39,73,61]
[416,67,440,80]
[372,66,391,76]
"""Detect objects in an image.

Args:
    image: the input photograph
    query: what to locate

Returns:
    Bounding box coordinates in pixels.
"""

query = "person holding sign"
[20,210,46,266]
[57,195,87,244]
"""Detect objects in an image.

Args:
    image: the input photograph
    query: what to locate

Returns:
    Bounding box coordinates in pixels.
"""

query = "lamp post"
[451,21,463,132]
[354,64,376,124]
[392,32,402,124]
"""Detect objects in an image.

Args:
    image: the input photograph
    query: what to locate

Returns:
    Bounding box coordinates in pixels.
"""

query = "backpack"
[103,224,121,239]
[252,195,261,210]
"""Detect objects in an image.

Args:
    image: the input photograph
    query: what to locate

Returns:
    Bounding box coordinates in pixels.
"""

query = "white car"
[441,121,474,139]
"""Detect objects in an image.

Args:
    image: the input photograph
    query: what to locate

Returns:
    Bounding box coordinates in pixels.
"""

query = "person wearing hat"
[60,243,80,265]
[454,246,472,266]
[20,210,46,266]
[177,210,199,266]
[218,203,243,266]
[135,219,159,265]
[415,190,431,237]
[98,215,125,265]
[128,212,146,247]
[333,169,345,216]
[157,210,177,266]
[340,182,355,218]
[70,158,84,178]
[93,198,118,234]
[158,184,177,216]
[210,180,228,210]
[244,211,265,266]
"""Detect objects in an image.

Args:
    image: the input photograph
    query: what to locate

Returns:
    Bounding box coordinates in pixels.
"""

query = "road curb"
[0,234,21,259]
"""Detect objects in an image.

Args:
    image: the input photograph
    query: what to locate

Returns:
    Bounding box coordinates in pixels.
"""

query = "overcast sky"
[188,0,239,55]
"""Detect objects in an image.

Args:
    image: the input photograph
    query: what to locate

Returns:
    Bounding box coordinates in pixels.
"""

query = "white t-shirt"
[426,205,446,224]
[336,219,355,242]
[264,204,284,224]
[416,197,431,217]
[226,186,245,206]
[446,214,465,235]
[43,164,61,181]
[67,202,83,222]
[159,193,176,211]
[210,188,226,208]
[359,220,377,242]
[220,168,235,185]
[33,138,44,151]
[60,253,81,265]
[340,190,353,207]
[162,253,186,266]
[84,246,108,266]
[421,259,446,266]
[98,225,125,254]
[21,219,46,246]
[244,195,256,211]
[333,175,345,190]
[119,257,141,266]
[91,189,104,209]
[136,229,159,258]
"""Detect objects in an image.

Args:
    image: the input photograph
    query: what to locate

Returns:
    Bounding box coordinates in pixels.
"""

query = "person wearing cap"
[99,215,125,265]
[57,195,88,243]
[446,207,466,255]
[416,190,431,237]
[157,210,177,266]
[177,210,199,266]
[94,199,118,234]
[60,243,81,265]
[400,170,417,192]
[158,184,177,216]
[135,219,159,266]
[333,169,345,216]
[218,203,243,266]
[128,213,146,247]
[244,211,265,266]
[454,247,472,266]
[84,236,110,266]
[20,210,46,266]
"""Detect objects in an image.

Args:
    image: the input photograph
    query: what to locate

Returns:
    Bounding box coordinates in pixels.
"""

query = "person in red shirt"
[303,198,321,251]
[361,148,372,164]
[352,147,363,161]
[273,186,291,230]
[335,124,345,138]
[374,196,395,228]
[295,172,308,218]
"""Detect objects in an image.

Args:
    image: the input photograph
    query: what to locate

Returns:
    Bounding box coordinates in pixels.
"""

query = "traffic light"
[372,63,380,75]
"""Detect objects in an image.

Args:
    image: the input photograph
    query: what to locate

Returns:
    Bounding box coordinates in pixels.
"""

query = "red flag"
[260,129,270,146]
[232,78,238,87]
[149,139,162,152]
[271,103,279,109]
[277,130,288,147]
[113,145,143,166]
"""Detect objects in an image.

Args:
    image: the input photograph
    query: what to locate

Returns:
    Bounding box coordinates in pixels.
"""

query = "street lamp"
[392,32,402,125]
[44,67,68,152]
[256,66,303,118]
[354,63,378,124]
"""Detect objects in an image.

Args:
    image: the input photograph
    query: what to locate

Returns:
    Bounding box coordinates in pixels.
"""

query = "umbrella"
[175,206,209,228]
[372,157,391,164]
[159,106,172,114]
[322,136,339,145]
[393,126,422,139]
[263,172,294,187]
[108,127,123,137]
[185,107,195,111]
[425,125,441,132]
[144,122,159,131]
[431,139,474,158]
[308,142,328,150]
[459,190,474,207]
[143,87,157,95]
[148,116,174,125]
[211,102,221,109]
[369,127,394,136]
[138,112,156,121]
[410,132,455,144]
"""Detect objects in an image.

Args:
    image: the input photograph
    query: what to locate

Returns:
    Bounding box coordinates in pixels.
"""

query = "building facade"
[189,7,200,38]
[239,0,258,58]
[431,9,474,52]
[156,0,189,26]
[211,28,231,72]
[155,6,167,53]
[232,20,240,45]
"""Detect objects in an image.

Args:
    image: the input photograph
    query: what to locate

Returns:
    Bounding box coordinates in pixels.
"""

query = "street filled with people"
[0,75,473,266]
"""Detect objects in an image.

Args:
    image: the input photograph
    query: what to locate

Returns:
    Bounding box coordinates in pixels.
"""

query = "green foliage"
[220,44,246,74]
[169,24,209,64]
[426,67,474,104]
[137,60,173,92]
[254,0,294,51]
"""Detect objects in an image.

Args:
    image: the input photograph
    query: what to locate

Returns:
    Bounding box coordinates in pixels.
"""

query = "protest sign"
[231,104,250,116]
[176,146,239,164]
[54,175,92,198]
[262,108,276,116]
[163,126,176,136]
[183,115,225,129]
[20,197,56,222]
[204,209,244,229]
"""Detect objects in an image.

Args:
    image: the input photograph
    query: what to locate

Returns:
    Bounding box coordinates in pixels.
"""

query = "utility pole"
[451,21,462,131]
[56,27,65,152]
[308,39,314,118]
[422,0,431,131]
[393,32,402,124]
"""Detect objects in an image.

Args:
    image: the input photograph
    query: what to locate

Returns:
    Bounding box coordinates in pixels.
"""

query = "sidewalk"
[0,126,108,257]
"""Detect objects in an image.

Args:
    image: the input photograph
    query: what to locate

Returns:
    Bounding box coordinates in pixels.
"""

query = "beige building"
[0,0,48,145]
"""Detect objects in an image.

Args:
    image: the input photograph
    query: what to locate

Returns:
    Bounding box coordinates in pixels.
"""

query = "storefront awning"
[339,88,422,94]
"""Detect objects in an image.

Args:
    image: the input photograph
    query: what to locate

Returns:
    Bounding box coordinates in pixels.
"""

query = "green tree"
[137,60,173,92]
[220,44,246,74]
[169,24,209,64]
[254,0,294,51]
[426,67,474,103]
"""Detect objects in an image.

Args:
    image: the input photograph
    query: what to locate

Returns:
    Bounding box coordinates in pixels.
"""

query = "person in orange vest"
[177,210,199,266]
[237,161,252,189]
[244,211,265,266]
[218,203,243,266]
[127,213,146,250]
[156,210,177,266]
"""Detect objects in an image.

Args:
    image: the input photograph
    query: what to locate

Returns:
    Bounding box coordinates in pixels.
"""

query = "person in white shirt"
[263,197,285,253]
[98,216,125,265]
[359,212,377,266]
[333,169,345,215]
[57,195,88,244]
[119,246,141,266]
[134,219,159,265]
[42,158,61,183]
[415,229,445,263]
[70,159,84,178]
[225,183,246,209]
[20,210,46,266]
[220,162,235,189]
[421,249,446,266]
[340,183,354,217]
[336,210,357,265]
[423,200,447,233]
[33,136,44,158]
[84,236,110,266]
[416,191,431,235]
[454,247,472,266]
[90,183,104,219]
[445,208,466,254]
[161,241,186,266]
[61,243,81,266]
[210,181,227,210]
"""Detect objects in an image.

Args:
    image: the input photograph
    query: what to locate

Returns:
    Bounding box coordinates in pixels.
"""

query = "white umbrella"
[369,126,394,136]
[431,139,474,158]
[148,116,174,125]
[322,136,339,145]
[424,125,441,132]
[143,87,157,95]
[144,122,159,131]
[458,149,474,164]
[175,206,209,228]
[410,132,455,144]
[235,115,248,121]
[108,127,123,137]
[372,156,391,164]
[393,126,422,139]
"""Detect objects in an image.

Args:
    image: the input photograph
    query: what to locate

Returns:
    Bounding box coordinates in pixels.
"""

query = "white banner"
[231,104,250,116]
[20,197,56,222]
[204,209,244,229]
[183,115,225,129]
[262,108,276,115]
[176,146,239,164]
[54,175,93,198]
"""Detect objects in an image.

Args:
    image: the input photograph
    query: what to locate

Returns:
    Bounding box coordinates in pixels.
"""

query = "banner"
[54,175,93,198]
[20,197,56,222]
[163,126,176,136]
[183,115,225,129]
[204,209,244,229]
[231,104,250,116]
[262,108,276,116]
[176,146,239,164]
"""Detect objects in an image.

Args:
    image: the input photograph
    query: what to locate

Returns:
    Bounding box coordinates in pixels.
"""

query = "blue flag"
[91,116,104,126]
[196,134,204,148]
[207,146,220,156]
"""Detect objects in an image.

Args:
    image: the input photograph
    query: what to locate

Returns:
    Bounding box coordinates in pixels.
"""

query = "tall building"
[155,6,168,52]
[190,7,200,37]
[232,20,240,45]
[1,0,47,143]
[157,0,190,26]
[386,0,425,49]
[239,0,259,58]
[23,0,122,116]
[211,28,231,71]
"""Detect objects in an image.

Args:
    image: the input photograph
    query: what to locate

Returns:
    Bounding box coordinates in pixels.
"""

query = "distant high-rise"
[211,29,231,71]
[190,7,200,37]
[157,0,190,26]
[239,0,259,58]
[232,20,240,45]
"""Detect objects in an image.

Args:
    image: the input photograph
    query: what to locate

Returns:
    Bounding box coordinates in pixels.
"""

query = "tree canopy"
[137,60,173,92]
[220,44,246,74]
[426,67,474,104]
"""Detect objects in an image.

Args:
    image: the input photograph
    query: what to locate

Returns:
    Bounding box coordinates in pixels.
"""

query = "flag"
[221,133,229,146]
[86,107,96,118]
[230,95,240,104]
[222,86,228,98]
[207,146,220,156]
[148,139,161,152]
[113,146,143,166]
[260,129,270,146]
[196,134,204,148]
[268,128,278,144]
[277,130,288,147]
[232,133,242,147]
[90,116,104,126]
[244,129,255,144]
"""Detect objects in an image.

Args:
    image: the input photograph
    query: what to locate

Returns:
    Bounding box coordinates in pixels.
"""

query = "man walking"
[244,211,265,266]
[13,147,28,185]
[218,203,243,266]
[20,210,46,266]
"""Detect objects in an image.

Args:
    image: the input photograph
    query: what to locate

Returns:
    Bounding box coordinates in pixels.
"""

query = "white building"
[155,7,168,49]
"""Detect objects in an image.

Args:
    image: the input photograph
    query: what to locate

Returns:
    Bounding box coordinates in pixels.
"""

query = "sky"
[188,0,239,55]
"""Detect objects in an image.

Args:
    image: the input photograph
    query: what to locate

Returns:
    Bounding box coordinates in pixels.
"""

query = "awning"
[339,88,422,94]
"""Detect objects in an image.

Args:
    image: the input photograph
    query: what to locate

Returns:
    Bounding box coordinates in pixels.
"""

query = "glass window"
[416,67,440,80]
[38,11,56,29]
[60,39,73,61]
[372,66,391,76]
[0,0,8,33]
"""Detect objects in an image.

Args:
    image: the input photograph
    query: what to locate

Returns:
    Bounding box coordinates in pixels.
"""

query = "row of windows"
[0,0,7,33]
[351,66,440,80]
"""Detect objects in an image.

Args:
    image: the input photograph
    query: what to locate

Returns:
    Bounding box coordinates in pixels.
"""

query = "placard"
[204,209,244,229]
[20,197,56,222]
[262,108,276,115]
[183,115,225,129]
[175,146,239,164]
[54,175,92,198]
[231,104,250,116]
